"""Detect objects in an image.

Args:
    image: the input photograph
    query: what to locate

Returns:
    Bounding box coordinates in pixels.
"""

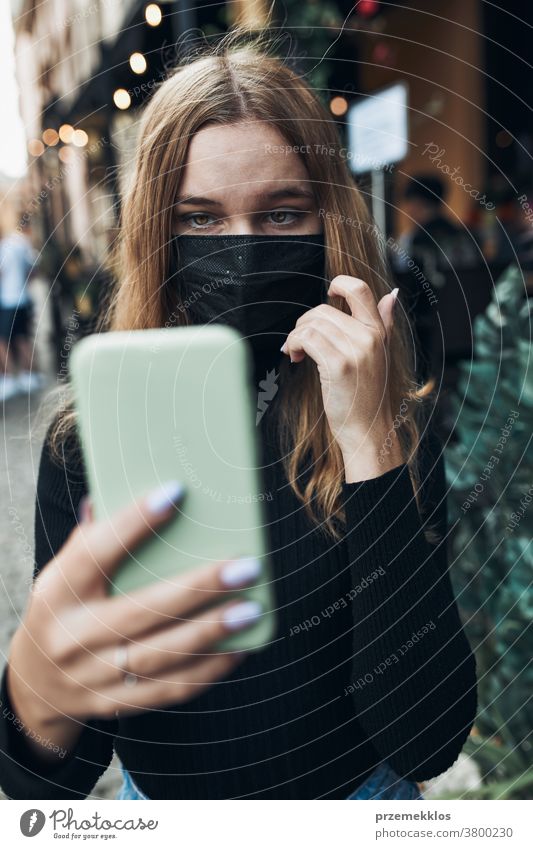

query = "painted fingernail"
[146,480,186,514]
[220,556,262,588]
[391,287,399,306]
[223,600,262,631]
[280,342,287,353]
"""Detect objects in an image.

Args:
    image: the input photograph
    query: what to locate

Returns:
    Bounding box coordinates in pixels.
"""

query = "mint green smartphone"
[69,324,276,651]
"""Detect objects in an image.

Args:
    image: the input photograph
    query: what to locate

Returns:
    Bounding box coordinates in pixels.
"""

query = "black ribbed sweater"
[0,406,477,800]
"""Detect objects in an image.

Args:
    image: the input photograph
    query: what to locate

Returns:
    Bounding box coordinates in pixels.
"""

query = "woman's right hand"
[6,480,262,751]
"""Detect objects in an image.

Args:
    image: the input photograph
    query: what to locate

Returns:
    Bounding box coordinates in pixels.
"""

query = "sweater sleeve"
[0,420,118,800]
[341,422,478,782]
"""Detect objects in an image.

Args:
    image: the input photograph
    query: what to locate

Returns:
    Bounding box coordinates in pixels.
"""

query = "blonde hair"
[49,31,435,540]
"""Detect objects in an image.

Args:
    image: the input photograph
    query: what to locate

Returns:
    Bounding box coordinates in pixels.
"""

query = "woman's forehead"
[176,121,312,200]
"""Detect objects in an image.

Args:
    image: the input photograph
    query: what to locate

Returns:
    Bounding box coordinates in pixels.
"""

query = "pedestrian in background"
[0,209,46,401]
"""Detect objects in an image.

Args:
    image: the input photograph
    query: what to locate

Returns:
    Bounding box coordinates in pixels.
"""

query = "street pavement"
[0,385,123,800]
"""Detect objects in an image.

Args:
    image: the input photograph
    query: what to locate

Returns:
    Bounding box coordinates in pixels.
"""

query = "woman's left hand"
[280,275,405,482]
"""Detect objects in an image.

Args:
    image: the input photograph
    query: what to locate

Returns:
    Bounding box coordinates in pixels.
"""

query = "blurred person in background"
[395,175,480,285]
[0,209,46,401]
[390,175,481,384]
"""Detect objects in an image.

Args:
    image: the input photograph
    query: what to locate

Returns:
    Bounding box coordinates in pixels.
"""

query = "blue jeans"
[116,761,423,800]
[345,761,423,799]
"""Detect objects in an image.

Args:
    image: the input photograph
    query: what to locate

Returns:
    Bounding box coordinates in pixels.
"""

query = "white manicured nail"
[223,600,262,631]
[146,480,185,514]
[220,557,262,587]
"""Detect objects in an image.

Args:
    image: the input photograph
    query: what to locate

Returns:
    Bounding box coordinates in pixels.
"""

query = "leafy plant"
[444,265,533,798]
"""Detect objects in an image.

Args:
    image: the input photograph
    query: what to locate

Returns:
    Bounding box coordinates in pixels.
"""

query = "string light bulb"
[28,139,44,156]
[72,129,88,147]
[330,96,348,117]
[129,52,147,74]
[145,4,162,26]
[113,88,131,110]
[42,128,59,146]
[59,124,74,143]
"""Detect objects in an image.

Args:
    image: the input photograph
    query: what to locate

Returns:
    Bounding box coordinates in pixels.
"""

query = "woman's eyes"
[178,210,306,230]
[183,213,214,228]
[267,210,303,226]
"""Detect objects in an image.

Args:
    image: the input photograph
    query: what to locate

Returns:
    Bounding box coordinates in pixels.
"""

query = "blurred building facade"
[8,0,530,272]
[9,1,272,262]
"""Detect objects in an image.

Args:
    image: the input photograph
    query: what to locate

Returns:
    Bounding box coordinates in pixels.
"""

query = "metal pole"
[371,169,387,239]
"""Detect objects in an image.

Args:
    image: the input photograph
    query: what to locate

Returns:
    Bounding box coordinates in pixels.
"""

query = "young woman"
[0,36,477,801]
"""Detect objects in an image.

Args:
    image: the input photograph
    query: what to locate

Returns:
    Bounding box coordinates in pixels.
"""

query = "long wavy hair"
[48,31,435,541]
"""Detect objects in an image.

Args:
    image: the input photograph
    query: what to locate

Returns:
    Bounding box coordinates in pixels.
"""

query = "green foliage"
[444,265,533,797]
[274,0,344,94]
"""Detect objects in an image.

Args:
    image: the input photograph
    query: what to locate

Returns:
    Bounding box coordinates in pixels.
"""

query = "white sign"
[347,82,408,173]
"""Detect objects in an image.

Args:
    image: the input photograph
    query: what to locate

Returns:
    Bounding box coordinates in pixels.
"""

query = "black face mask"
[168,232,327,377]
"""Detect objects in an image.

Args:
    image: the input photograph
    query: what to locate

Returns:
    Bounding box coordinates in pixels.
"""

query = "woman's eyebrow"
[174,195,221,206]
[173,186,315,206]
[261,187,315,202]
